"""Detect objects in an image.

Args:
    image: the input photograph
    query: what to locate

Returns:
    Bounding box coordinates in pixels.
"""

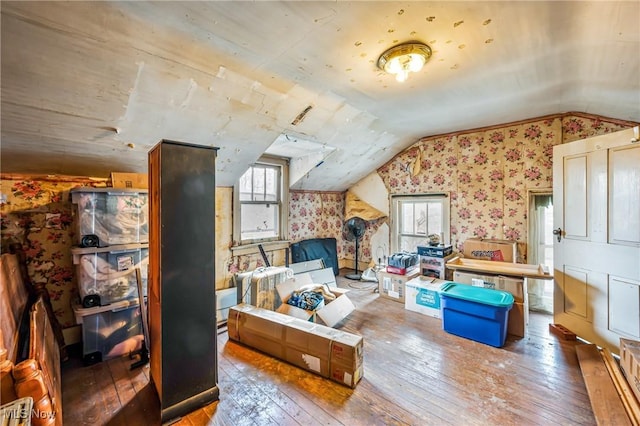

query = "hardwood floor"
[62,272,595,425]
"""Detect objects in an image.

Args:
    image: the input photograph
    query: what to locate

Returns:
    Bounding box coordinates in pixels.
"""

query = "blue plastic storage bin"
[439,282,514,347]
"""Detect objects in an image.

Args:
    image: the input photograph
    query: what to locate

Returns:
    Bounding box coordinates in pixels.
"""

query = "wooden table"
[446,257,554,280]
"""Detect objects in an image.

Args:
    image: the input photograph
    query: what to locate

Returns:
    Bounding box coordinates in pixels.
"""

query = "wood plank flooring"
[62,273,595,425]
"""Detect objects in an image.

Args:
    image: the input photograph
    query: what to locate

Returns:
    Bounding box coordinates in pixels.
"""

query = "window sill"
[230,240,291,257]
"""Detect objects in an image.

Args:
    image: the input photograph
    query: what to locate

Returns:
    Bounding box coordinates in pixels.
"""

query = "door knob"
[553,228,562,243]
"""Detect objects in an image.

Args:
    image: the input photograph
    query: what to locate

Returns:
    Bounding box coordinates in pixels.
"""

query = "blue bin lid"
[439,282,514,307]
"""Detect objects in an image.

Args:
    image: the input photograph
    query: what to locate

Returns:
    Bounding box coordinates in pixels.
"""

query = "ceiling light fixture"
[377,42,432,83]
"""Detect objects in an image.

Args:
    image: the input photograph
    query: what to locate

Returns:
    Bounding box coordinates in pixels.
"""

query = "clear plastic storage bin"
[74,300,143,365]
[70,187,149,247]
[72,243,148,308]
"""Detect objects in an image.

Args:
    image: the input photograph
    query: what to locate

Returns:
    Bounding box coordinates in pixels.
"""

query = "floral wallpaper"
[377,113,637,261]
[288,190,346,255]
[0,177,108,329]
[286,190,388,269]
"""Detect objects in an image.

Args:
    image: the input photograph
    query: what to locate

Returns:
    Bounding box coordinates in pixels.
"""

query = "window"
[391,194,450,252]
[233,156,289,246]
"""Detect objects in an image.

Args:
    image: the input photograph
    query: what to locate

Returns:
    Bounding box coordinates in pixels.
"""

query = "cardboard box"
[307,267,338,288]
[111,172,148,189]
[417,245,453,258]
[228,304,363,388]
[452,270,526,302]
[620,338,640,404]
[420,253,456,280]
[404,276,445,319]
[377,269,420,303]
[506,301,527,338]
[462,238,517,263]
[275,274,355,327]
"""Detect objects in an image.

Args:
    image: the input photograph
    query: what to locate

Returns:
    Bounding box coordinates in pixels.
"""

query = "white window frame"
[232,155,289,256]
[390,193,450,253]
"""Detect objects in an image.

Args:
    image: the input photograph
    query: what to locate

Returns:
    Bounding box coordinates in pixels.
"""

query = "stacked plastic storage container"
[70,187,148,364]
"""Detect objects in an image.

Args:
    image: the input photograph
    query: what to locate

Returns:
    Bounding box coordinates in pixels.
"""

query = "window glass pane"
[241,203,279,240]
[401,203,414,234]
[415,203,427,235]
[427,202,443,235]
[253,166,266,201]
[393,195,449,253]
[264,167,278,202]
[399,235,426,252]
[239,168,253,201]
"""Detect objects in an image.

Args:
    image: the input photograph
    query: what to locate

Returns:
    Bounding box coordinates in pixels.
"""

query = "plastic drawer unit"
[439,282,514,347]
[74,300,143,365]
[72,243,148,308]
[70,187,149,247]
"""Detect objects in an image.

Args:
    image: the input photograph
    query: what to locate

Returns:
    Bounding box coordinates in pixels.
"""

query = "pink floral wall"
[1,177,108,329]
[377,113,637,261]
[286,190,386,269]
[288,190,346,255]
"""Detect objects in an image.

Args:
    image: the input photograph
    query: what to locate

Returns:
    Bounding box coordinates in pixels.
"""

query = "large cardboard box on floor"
[228,304,364,388]
[377,269,420,303]
[404,276,445,319]
[275,274,355,327]
[462,238,517,263]
[620,338,640,403]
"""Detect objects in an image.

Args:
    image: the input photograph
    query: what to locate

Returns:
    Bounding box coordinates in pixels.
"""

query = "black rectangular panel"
[149,140,219,421]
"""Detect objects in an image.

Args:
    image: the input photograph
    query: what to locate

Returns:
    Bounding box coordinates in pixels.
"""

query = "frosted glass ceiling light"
[377,42,432,82]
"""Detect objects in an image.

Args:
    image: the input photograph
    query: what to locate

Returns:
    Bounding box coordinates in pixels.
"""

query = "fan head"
[344,217,366,241]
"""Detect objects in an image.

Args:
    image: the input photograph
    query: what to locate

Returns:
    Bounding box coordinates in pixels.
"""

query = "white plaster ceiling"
[1,1,638,190]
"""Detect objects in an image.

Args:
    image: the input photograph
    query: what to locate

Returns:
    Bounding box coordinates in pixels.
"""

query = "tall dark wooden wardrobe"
[148,140,219,422]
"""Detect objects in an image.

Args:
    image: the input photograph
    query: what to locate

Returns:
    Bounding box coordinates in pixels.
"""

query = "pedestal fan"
[344,217,366,280]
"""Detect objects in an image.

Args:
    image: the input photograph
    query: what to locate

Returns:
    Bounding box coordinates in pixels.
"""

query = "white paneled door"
[553,127,640,354]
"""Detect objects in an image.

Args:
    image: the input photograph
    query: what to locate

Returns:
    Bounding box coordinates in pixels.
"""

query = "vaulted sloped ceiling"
[1,1,638,190]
